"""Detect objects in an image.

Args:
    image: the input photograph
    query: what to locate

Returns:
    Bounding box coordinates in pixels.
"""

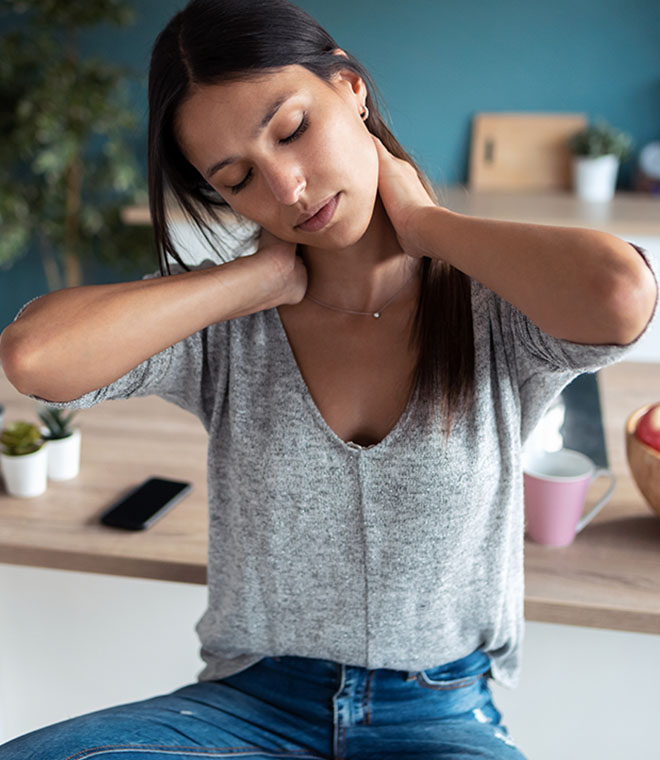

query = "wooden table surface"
[122,188,660,237]
[524,361,660,634]
[1,363,659,633]
[0,371,209,584]
[436,187,660,237]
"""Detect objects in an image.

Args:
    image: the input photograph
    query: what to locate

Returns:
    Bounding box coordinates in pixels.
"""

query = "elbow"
[0,324,40,395]
[608,263,658,346]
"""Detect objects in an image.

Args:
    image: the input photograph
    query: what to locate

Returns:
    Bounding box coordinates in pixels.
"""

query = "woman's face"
[175,63,379,248]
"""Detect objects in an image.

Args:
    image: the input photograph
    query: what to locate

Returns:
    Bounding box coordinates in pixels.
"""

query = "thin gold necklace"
[304,270,418,319]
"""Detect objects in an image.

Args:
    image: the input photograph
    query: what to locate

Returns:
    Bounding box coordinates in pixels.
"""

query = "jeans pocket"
[414,648,492,691]
[415,671,485,690]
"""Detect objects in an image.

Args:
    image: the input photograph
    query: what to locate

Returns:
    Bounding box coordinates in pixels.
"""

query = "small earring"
[361,105,369,121]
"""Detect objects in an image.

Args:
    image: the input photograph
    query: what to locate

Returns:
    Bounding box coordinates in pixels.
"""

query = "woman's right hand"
[0,228,307,401]
[254,227,308,306]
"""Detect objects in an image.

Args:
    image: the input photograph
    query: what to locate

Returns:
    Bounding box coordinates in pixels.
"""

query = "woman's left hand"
[371,134,437,258]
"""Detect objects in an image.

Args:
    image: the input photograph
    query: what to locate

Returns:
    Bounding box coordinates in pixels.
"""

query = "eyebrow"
[204,91,297,180]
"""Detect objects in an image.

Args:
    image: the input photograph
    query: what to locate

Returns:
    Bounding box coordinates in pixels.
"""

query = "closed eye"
[227,113,310,195]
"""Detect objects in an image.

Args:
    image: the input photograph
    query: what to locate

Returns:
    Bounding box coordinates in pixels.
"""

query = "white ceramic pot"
[572,154,620,202]
[44,428,81,481]
[0,446,48,498]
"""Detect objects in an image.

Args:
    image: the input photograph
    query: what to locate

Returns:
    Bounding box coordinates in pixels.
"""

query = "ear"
[329,48,368,109]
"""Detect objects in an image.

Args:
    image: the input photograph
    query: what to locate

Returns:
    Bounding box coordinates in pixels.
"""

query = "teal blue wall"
[2,0,659,329]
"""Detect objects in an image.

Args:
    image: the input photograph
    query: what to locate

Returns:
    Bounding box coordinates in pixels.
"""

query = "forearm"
[412,206,653,344]
[0,254,277,401]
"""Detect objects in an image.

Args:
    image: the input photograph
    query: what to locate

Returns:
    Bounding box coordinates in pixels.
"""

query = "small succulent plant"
[37,405,78,441]
[568,118,634,161]
[0,421,44,456]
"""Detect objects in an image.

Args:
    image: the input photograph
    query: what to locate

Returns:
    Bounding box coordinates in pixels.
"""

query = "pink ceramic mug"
[522,448,617,547]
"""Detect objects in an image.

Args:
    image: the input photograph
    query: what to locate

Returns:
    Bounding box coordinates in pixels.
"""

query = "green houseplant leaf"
[0,0,153,290]
[568,118,634,161]
[0,421,44,456]
[36,405,78,440]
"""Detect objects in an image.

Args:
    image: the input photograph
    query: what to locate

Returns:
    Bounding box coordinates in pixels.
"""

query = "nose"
[263,158,306,206]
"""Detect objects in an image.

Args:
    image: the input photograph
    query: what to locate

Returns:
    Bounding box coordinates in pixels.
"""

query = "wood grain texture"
[1,363,659,632]
[0,374,209,584]
[625,404,660,517]
[469,112,587,191]
[524,361,660,632]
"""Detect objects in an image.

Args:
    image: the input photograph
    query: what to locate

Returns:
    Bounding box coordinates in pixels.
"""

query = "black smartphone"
[99,477,192,530]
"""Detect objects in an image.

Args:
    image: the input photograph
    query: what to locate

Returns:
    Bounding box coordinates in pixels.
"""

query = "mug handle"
[575,468,617,534]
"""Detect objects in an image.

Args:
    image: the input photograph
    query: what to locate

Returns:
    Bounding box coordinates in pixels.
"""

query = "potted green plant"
[0,421,48,497]
[37,405,81,481]
[0,0,154,290]
[568,118,634,202]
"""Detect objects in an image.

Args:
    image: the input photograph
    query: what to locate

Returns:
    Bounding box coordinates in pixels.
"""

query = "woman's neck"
[298,195,420,314]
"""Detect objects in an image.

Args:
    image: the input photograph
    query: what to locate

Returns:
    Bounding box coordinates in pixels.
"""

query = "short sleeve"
[13,259,228,428]
[472,241,659,447]
[480,241,659,388]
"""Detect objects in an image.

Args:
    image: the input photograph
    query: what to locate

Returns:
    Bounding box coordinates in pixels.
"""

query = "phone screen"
[100,477,192,530]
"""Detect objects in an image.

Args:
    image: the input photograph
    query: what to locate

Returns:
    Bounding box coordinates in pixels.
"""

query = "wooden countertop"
[121,188,660,237]
[524,360,660,634]
[438,187,660,237]
[0,372,209,584]
[1,363,659,634]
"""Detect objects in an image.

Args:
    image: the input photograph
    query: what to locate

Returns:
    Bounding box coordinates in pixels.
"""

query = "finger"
[371,134,386,152]
[371,135,397,165]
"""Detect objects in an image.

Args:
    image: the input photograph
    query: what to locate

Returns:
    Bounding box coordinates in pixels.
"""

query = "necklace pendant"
[373,312,381,319]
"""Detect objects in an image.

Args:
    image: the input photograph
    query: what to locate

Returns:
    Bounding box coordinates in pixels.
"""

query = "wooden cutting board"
[469,112,587,191]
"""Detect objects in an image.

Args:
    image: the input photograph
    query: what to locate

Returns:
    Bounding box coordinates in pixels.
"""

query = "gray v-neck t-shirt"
[18,242,659,689]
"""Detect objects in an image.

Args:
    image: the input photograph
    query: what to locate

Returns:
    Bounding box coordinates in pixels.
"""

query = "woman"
[0,0,657,758]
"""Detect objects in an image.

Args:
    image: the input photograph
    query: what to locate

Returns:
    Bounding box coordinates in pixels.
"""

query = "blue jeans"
[0,648,526,759]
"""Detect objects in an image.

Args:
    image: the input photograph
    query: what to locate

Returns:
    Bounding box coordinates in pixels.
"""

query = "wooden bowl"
[625,403,660,517]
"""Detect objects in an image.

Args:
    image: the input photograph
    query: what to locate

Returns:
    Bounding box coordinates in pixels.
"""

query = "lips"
[295,194,338,228]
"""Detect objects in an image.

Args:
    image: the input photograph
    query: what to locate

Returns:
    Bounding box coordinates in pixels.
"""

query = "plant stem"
[64,155,83,288]
[39,233,63,293]
[64,26,83,289]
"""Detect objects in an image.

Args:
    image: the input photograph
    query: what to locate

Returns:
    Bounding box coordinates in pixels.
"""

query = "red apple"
[635,403,660,452]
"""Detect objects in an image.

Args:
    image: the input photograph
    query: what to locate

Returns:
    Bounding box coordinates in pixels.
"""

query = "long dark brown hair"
[148,0,475,438]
